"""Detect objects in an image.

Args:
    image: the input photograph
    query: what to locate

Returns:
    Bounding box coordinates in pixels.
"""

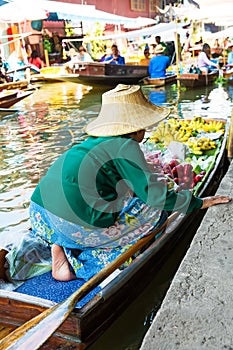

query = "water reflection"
[143,83,233,121]
[0,83,94,235]
[0,81,232,349]
[148,87,167,106]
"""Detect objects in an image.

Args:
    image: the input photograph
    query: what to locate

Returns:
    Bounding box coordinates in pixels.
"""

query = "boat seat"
[15,271,101,309]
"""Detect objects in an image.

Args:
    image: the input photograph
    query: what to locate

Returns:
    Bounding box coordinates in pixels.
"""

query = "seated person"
[99,47,112,62]
[211,39,222,59]
[148,44,170,78]
[27,84,231,283]
[65,46,93,72]
[29,50,45,70]
[103,44,125,65]
[197,43,218,73]
[64,48,80,71]
[78,45,93,63]
[139,48,151,66]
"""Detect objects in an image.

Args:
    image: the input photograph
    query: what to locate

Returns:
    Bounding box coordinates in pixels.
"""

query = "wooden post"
[44,49,50,67]
[174,18,181,89]
[227,108,233,160]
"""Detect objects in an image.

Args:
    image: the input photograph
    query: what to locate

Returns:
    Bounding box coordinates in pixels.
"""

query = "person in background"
[7,49,28,81]
[139,48,151,66]
[197,43,218,73]
[29,50,45,70]
[28,84,231,282]
[149,44,170,78]
[78,45,93,63]
[227,42,233,67]
[99,47,112,62]
[211,39,222,59]
[155,35,167,54]
[65,46,93,72]
[0,55,9,83]
[103,44,125,65]
[182,32,191,54]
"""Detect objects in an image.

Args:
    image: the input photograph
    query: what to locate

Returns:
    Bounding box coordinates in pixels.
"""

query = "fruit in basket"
[186,137,217,155]
[149,117,224,147]
[145,150,206,190]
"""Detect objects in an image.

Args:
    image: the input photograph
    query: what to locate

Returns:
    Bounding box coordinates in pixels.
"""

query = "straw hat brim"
[85,85,170,137]
[154,44,165,54]
[155,49,165,54]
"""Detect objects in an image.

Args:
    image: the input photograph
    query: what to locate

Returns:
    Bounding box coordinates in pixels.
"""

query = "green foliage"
[84,23,108,60]
[215,76,227,85]
[65,21,75,37]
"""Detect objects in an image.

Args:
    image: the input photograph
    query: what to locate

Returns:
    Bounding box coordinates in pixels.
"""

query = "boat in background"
[42,62,149,87]
[0,79,29,91]
[177,70,219,88]
[142,73,177,87]
[0,90,19,102]
[0,117,230,350]
[0,108,18,116]
[33,66,67,83]
[0,91,32,108]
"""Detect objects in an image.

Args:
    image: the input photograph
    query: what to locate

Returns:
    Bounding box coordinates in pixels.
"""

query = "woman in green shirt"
[29,84,231,282]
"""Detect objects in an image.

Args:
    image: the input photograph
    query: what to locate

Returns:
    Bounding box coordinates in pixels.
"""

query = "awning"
[0,0,50,23]
[78,22,187,41]
[0,0,156,27]
[39,0,156,26]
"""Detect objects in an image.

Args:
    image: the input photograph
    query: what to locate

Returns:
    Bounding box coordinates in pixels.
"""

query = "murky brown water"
[0,80,232,349]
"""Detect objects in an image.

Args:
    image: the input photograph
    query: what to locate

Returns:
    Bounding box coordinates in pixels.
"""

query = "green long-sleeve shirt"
[31,136,203,228]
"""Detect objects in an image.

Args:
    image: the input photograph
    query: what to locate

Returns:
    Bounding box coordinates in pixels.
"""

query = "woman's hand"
[201,195,232,209]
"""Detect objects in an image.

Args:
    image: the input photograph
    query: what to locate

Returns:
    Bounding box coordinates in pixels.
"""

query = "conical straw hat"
[85,84,170,136]
[154,44,165,54]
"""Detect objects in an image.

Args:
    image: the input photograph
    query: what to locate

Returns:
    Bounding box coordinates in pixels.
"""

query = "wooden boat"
[0,108,18,116]
[48,62,149,87]
[142,73,177,87]
[34,66,67,83]
[0,79,29,91]
[0,117,230,349]
[0,91,32,108]
[177,70,219,88]
[0,90,18,102]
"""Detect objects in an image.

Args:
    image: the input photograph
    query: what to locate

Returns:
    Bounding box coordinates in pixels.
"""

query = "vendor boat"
[177,70,219,88]
[40,62,149,87]
[0,91,32,108]
[142,73,177,87]
[0,117,230,349]
[0,79,29,91]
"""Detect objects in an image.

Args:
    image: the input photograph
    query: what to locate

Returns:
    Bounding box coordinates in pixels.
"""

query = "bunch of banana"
[166,118,181,131]
[186,137,217,155]
[150,117,224,147]
[150,122,176,144]
[199,120,225,134]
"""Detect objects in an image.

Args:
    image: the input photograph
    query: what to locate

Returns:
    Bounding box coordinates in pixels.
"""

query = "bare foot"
[51,244,76,282]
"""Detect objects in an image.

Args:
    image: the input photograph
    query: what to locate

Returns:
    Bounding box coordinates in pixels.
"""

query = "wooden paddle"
[0,211,179,350]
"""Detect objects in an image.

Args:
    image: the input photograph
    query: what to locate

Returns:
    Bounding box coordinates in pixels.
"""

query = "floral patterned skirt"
[30,198,167,281]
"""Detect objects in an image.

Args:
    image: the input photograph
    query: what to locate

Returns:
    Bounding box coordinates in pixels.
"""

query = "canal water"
[0,80,232,349]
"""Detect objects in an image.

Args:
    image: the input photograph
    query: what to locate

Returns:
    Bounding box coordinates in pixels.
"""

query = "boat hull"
[0,108,18,116]
[56,62,149,87]
[0,91,32,108]
[178,71,219,88]
[0,80,29,91]
[142,74,177,87]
